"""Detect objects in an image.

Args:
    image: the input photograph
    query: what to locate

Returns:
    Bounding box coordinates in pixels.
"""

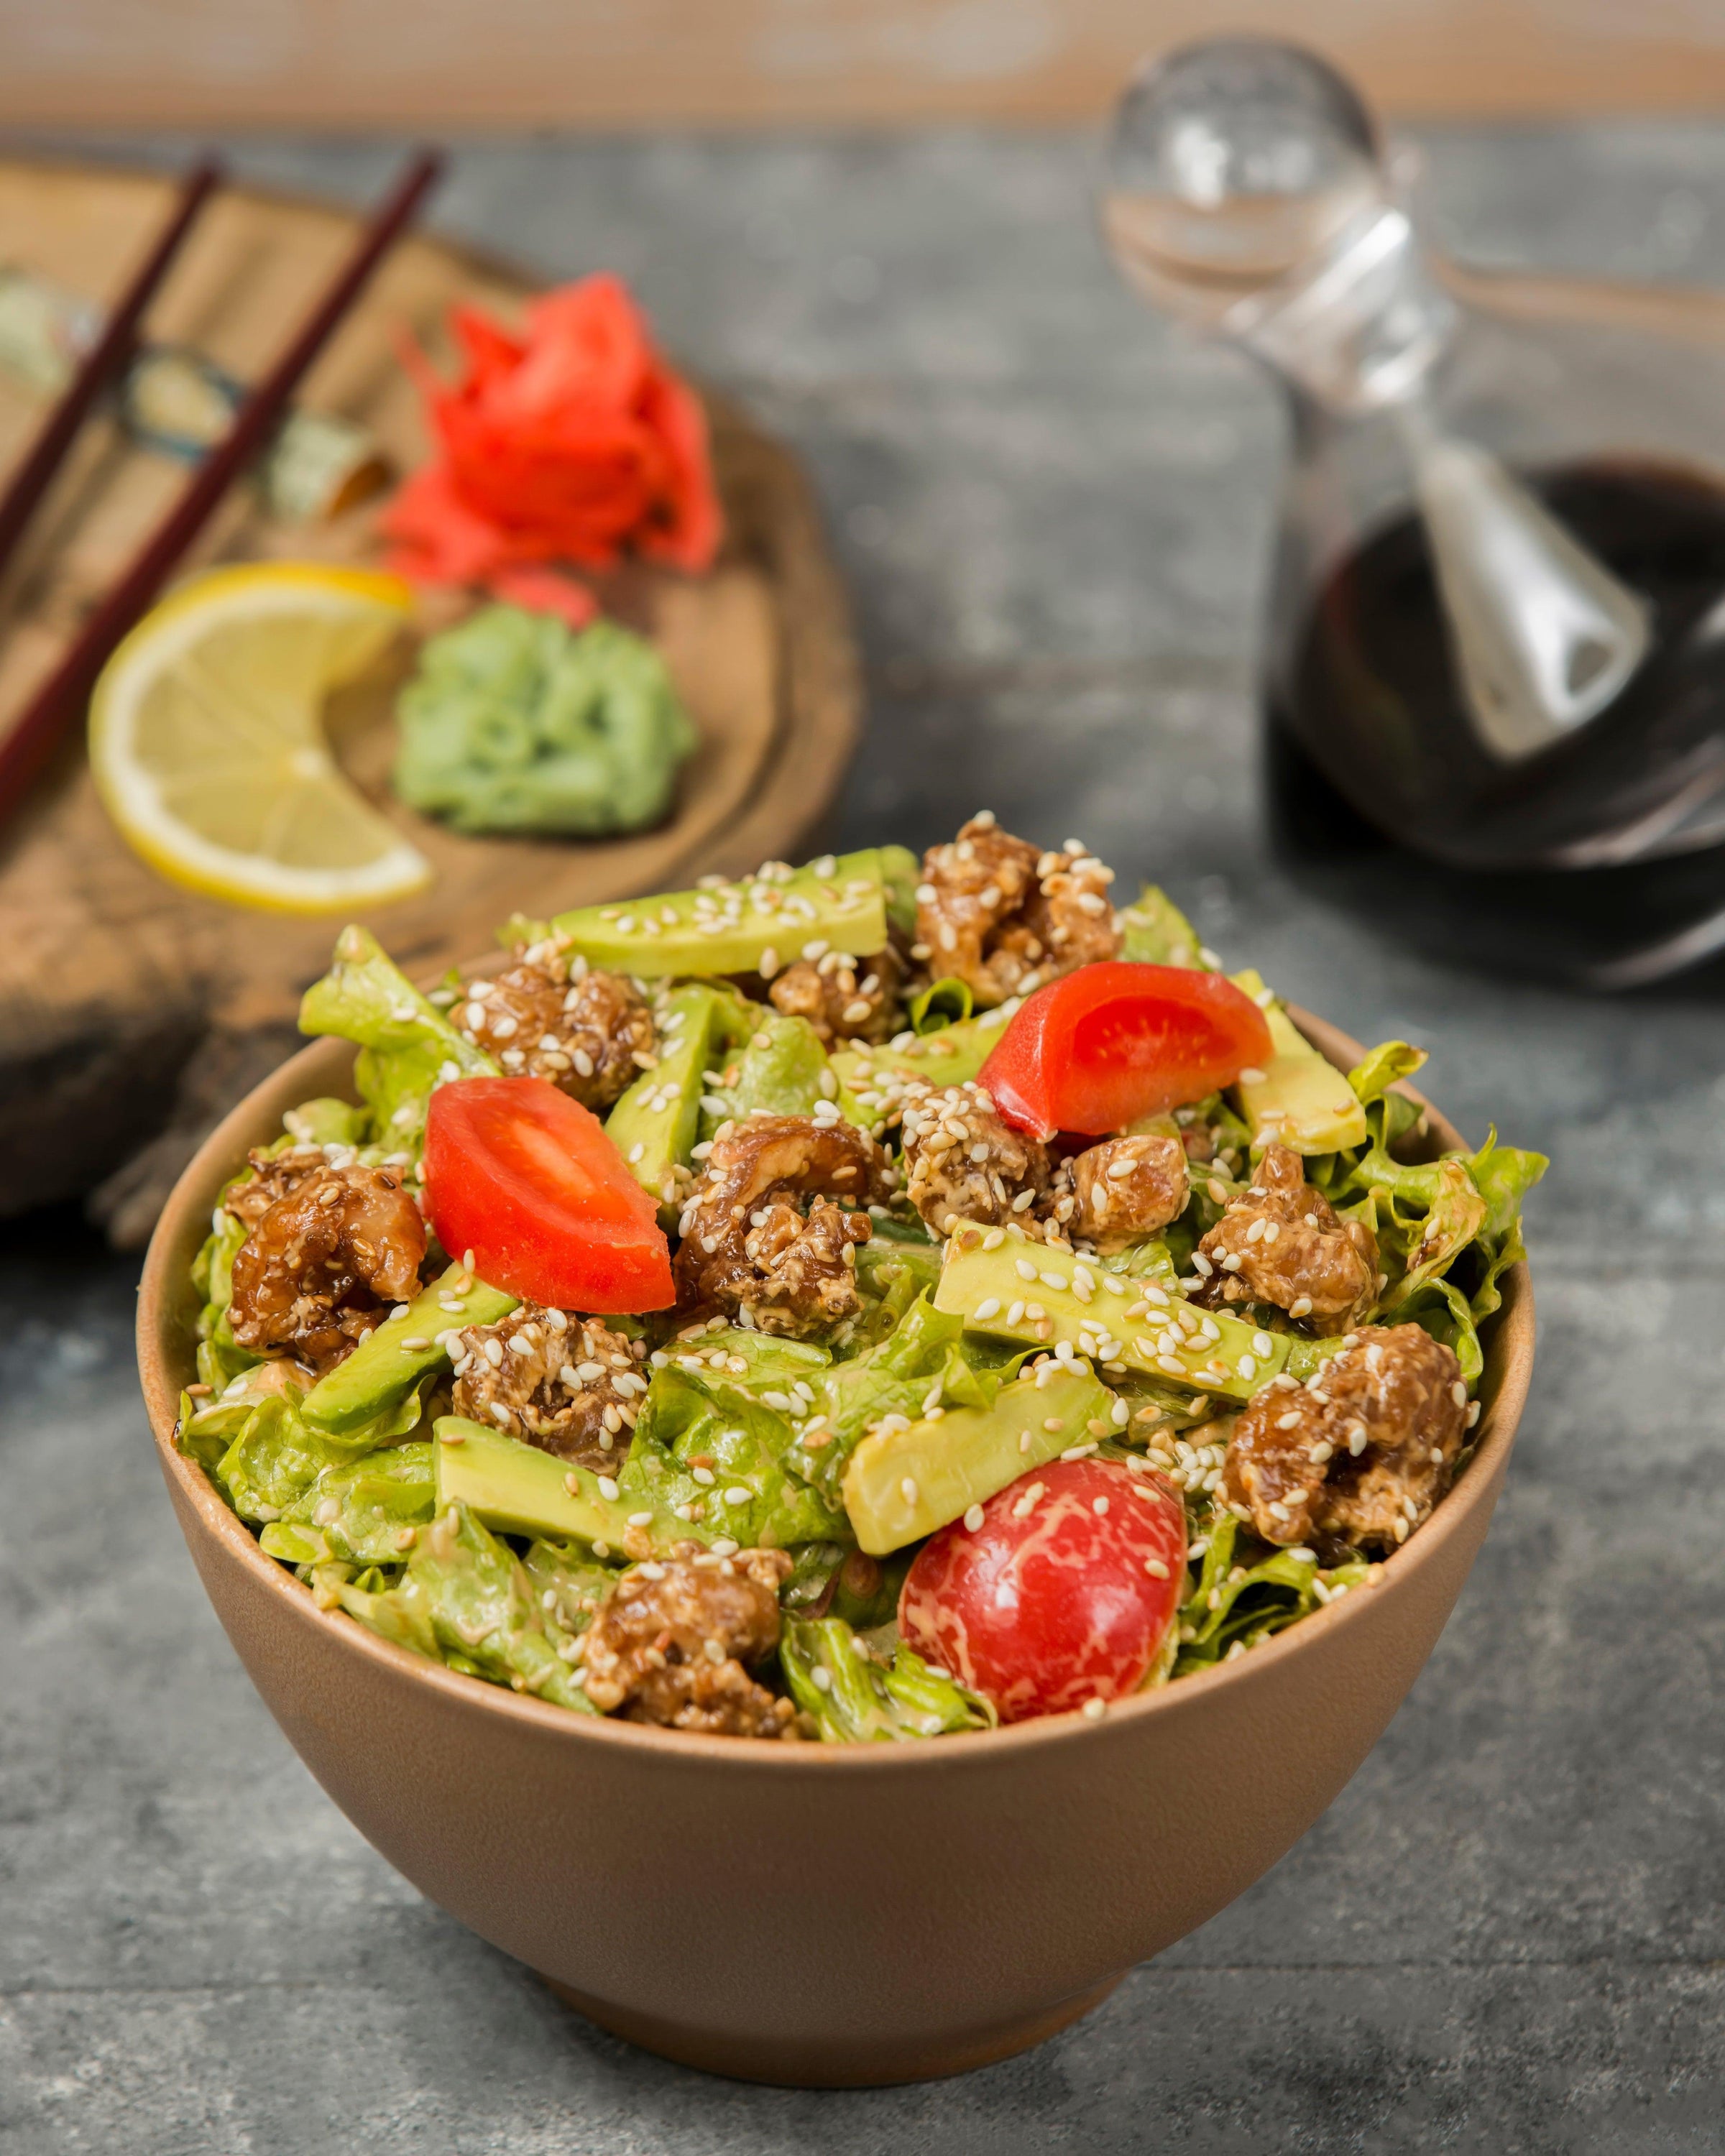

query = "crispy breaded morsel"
[1062,1131,1189,1254]
[452,943,655,1111]
[581,1549,798,1737]
[1222,1324,1468,1551]
[899,1079,1052,1235]
[451,1304,643,1469]
[914,814,1120,1008]
[229,1155,426,1374]
[768,944,901,1046]
[673,1114,891,1336]
[1195,1143,1377,1333]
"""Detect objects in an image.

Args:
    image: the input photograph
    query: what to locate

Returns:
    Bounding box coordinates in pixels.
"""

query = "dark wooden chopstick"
[0,148,445,824]
[0,157,223,581]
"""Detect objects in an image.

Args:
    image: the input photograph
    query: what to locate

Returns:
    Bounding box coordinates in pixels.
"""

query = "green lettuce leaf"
[207,1375,433,1523]
[1346,1041,1428,1106]
[267,1440,437,1566]
[298,924,497,1156]
[1173,1514,1369,1674]
[780,1616,993,1741]
[336,1501,596,1712]
[623,1367,852,1549]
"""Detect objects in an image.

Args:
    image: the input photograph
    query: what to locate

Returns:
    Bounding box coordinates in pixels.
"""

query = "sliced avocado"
[842,1365,1113,1554]
[605,982,740,1221]
[830,1006,1008,1104]
[1118,883,1209,968]
[548,847,891,978]
[433,1418,713,1555]
[933,1232,1292,1402]
[1230,968,1368,1155]
[302,1266,518,1435]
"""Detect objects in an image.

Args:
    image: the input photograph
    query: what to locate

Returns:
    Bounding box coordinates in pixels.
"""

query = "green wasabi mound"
[392,604,698,837]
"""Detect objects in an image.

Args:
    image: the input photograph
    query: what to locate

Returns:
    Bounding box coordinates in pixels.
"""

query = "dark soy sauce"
[1277,459,1725,867]
[1268,459,1725,985]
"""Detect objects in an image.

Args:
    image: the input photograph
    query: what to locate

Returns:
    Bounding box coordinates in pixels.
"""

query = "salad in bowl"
[176,815,1542,1744]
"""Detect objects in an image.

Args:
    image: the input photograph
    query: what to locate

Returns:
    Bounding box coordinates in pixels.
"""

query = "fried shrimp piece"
[451,1304,643,1468]
[229,1153,426,1373]
[451,941,654,1112]
[581,1549,798,1737]
[1222,1325,1468,1551]
[768,943,901,1046]
[899,1079,1052,1235]
[1062,1131,1190,1254]
[1195,1143,1377,1333]
[673,1115,890,1335]
[914,814,1121,1008]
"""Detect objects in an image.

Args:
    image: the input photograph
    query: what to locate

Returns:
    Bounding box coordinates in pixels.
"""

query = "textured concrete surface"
[5,124,1725,2152]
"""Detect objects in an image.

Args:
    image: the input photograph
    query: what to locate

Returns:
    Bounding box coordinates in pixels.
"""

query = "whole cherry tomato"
[978,961,1273,1139]
[424,1076,673,1313]
[899,1458,1187,1722]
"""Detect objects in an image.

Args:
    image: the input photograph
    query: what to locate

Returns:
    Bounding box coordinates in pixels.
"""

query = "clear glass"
[1103,38,1725,890]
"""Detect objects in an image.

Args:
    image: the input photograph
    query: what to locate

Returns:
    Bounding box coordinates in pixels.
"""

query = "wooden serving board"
[0,157,860,1243]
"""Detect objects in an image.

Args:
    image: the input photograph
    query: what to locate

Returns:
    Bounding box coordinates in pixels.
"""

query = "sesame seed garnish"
[1081,1697,1107,1720]
[963,1503,985,1531]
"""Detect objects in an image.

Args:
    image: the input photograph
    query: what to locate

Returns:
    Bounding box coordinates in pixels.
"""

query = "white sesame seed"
[1081,1697,1107,1720]
[901,1477,920,1507]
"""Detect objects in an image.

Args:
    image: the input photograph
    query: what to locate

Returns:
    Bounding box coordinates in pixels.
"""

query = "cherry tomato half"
[978,961,1273,1140]
[899,1459,1186,1723]
[424,1077,673,1313]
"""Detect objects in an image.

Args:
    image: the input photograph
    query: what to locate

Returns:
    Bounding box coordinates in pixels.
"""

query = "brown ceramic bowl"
[138,1012,1534,2088]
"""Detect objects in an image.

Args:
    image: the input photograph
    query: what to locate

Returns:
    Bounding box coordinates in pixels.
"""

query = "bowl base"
[540,1970,1126,2087]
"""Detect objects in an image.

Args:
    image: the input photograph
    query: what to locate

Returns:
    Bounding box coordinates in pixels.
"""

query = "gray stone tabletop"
[4,122,1725,2153]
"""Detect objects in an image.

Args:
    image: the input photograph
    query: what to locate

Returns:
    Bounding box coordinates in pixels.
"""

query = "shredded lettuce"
[336,1501,596,1712]
[1174,1513,1370,1674]
[298,924,496,1158]
[781,1616,993,1741]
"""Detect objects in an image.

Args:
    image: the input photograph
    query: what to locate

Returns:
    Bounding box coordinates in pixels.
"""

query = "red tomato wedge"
[423,1077,673,1313]
[978,961,1273,1140]
[900,1460,1186,1723]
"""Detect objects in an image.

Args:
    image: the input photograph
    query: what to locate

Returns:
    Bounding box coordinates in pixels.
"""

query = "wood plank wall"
[6,0,1725,128]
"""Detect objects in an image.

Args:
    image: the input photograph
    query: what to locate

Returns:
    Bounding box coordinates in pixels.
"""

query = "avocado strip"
[432,1417,717,1557]
[842,1365,1114,1554]
[605,982,741,1220]
[302,1264,518,1435]
[934,1233,1293,1402]
[548,847,892,977]
[1229,967,1368,1155]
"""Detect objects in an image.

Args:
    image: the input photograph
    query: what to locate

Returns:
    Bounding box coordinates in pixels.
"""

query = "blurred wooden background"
[6,0,1725,127]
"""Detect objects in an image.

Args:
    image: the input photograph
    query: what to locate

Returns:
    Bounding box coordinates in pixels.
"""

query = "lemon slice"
[89,561,432,913]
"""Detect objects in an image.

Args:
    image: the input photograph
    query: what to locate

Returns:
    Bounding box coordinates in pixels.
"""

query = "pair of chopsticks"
[0,149,444,820]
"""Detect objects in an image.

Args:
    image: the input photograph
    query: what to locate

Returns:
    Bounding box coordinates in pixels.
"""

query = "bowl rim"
[138,1005,1535,1774]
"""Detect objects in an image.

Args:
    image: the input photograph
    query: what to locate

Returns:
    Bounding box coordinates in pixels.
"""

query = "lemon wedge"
[89,561,432,913]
